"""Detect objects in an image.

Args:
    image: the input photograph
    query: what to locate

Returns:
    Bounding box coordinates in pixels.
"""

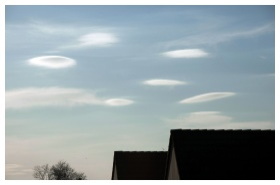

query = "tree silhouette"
[33,161,86,180]
[33,164,53,180]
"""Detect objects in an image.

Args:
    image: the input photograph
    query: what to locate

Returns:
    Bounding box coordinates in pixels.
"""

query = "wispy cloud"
[163,23,274,48]
[28,56,76,69]
[29,21,78,35]
[5,87,134,109]
[78,33,118,47]
[17,20,116,36]
[179,92,235,104]
[162,49,209,58]
[219,23,274,41]
[143,79,186,86]
[166,111,274,129]
[6,21,120,52]
[59,32,119,50]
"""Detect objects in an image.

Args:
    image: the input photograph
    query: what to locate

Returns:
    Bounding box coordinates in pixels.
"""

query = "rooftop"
[112,151,168,180]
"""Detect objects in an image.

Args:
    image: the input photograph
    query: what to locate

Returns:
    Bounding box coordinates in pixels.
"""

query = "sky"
[5,5,275,180]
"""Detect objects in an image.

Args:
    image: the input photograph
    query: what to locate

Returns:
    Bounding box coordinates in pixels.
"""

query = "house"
[111,129,275,180]
[165,129,275,180]
[111,151,167,180]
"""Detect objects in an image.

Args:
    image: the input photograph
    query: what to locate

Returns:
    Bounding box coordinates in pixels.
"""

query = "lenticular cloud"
[179,92,235,104]
[163,49,209,58]
[28,56,76,69]
[105,99,134,106]
[143,79,186,86]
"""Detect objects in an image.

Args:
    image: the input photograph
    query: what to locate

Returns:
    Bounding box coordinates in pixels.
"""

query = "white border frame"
[1,0,278,184]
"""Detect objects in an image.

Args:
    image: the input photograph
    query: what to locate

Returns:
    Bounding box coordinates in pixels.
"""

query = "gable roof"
[111,151,167,180]
[165,129,275,180]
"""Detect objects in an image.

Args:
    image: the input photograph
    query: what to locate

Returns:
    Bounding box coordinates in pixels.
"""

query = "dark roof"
[112,151,167,180]
[165,129,275,180]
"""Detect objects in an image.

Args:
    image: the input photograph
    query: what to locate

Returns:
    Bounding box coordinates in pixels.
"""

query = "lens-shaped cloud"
[28,56,76,69]
[105,99,134,106]
[179,92,235,104]
[163,49,209,58]
[6,87,134,109]
[143,79,186,86]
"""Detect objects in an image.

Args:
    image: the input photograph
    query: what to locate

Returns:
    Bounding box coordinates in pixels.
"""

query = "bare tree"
[50,161,86,180]
[33,161,86,180]
[33,164,53,180]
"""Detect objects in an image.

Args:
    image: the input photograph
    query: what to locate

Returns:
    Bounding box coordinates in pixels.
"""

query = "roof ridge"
[170,129,274,132]
[115,151,167,153]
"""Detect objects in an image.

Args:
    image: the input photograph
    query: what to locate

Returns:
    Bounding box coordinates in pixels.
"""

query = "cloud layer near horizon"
[6,87,134,109]
[180,92,235,104]
[166,111,274,129]
[6,164,33,176]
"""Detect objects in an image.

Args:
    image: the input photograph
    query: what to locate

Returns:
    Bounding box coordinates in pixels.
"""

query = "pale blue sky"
[5,5,274,179]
